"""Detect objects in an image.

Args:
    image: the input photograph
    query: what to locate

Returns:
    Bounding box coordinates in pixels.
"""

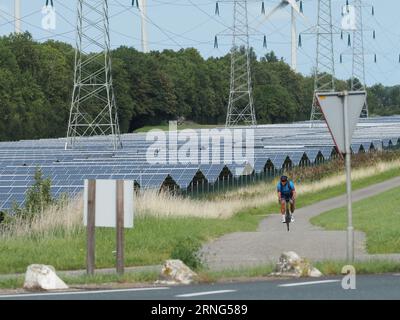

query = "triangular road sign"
[316,91,366,154]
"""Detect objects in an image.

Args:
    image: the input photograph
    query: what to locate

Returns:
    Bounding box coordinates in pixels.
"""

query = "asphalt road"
[1,274,399,300]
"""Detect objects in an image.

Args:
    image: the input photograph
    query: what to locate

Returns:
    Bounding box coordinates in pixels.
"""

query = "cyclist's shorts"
[280,198,294,204]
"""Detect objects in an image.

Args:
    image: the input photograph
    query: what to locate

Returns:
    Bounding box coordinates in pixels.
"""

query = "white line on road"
[279,280,340,287]
[0,287,170,299]
[176,290,236,298]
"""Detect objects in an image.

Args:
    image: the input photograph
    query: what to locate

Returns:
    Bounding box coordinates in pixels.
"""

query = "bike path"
[201,176,400,270]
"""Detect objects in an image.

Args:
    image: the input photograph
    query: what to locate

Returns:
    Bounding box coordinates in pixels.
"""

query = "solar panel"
[1,116,400,210]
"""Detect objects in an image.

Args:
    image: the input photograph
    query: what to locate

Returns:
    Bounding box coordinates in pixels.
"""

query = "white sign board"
[83,180,134,228]
[316,91,366,154]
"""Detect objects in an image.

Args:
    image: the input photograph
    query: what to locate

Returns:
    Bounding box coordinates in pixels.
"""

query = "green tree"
[23,167,53,217]
[0,32,399,141]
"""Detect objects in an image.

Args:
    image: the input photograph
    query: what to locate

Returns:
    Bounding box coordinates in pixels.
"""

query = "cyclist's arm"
[277,183,282,201]
[290,181,296,199]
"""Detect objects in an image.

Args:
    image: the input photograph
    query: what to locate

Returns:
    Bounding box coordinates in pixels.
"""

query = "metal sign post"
[316,91,366,262]
[116,180,125,275]
[87,180,96,275]
[342,92,354,262]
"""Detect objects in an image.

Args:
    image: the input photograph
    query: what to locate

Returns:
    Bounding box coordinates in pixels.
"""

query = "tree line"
[0,32,398,141]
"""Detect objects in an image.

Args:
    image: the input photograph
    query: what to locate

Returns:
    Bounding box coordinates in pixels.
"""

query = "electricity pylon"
[301,0,336,125]
[66,0,122,150]
[225,0,257,127]
[351,0,368,117]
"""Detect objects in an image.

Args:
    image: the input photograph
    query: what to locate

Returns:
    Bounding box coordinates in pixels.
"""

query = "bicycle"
[283,198,292,232]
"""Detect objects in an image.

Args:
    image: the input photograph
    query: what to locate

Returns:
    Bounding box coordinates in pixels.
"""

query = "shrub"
[4,167,53,223]
[170,236,203,270]
[24,167,52,215]
[287,150,400,185]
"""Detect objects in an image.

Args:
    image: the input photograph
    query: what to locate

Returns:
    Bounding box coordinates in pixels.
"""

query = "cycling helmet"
[280,175,288,182]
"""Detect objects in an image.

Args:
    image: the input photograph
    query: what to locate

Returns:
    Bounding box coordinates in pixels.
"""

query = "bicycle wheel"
[285,200,291,232]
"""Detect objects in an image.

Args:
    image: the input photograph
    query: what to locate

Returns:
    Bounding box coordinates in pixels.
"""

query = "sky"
[0,0,400,86]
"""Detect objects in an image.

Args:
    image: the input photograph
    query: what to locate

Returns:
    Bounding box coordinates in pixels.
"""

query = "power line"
[114,0,184,49]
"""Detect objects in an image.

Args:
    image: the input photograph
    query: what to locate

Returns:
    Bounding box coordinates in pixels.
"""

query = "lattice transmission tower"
[66,0,122,150]
[351,0,368,117]
[305,0,336,124]
[225,0,257,127]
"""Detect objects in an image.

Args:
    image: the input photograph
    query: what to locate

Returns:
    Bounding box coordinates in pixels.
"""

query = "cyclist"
[277,175,296,223]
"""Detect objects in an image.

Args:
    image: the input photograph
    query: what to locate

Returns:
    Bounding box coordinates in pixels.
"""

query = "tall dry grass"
[0,198,83,240]
[299,158,400,194]
[136,187,276,219]
[1,158,400,240]
[138,159,400,219]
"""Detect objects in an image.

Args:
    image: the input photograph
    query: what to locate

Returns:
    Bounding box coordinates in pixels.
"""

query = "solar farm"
[1,116,400,212]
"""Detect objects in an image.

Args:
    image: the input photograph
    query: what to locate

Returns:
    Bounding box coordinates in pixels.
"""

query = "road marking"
[176,290,236,298]
[0,287,170,299]
[279,280,340,287]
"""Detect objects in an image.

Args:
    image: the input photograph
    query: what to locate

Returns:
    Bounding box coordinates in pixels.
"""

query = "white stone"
[282,251,301,265]
[159,260,198,285]
[274,251,323,278]
[309,267,323,278]
[24,264,69,291]
[276,251,301,274]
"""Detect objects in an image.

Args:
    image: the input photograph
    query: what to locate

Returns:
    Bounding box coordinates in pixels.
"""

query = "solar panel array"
[1,116,400,211]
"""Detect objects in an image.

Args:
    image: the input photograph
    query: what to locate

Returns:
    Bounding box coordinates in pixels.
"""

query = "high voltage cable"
[114,0,184,48]
[0,7,42,29]
[0,7,76,42]
[1,0,399,86]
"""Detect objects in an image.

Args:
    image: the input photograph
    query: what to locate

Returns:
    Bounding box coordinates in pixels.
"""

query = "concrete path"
[202,177,400,270]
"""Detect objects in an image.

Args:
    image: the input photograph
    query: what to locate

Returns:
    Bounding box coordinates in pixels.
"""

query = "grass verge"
[3,260,400,290]
[314,260,400,275]
[203,259,400,280]
[0,277,24,290]
[311,187,400,254]
[0,213,260,274]
[0,271,159,290]
[61,270,160,286]
[201,265,276,283]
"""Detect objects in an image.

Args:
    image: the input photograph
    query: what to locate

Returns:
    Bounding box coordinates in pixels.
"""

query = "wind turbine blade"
[256,2,287,29]
[286,0,306,19]
[286,0,300,13]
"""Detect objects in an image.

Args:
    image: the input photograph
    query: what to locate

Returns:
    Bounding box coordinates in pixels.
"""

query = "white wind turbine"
[15,0,21,33]
[258,0,306,72]
[139,0,149,53]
